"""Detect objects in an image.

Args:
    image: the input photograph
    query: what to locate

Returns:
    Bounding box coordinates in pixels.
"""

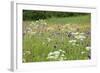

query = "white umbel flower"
[25,50,31,55]
[81,51,85,54]
[47,38,52,42]
[47,50,66,60]
[86,46,91,51]
[69,40,76,43]
[75,35,86,40]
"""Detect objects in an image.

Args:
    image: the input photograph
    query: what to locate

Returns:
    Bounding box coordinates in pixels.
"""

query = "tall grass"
[46,15,90,25]
[23,15,91,62]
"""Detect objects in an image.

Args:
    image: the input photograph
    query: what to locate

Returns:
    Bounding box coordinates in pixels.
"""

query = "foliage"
[23,10,90,20]
[22,15,91,62]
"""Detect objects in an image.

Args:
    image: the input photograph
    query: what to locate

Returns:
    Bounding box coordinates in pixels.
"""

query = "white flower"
[44,22,47,25]
[25,50,31,55]
[47,55,55,59]
[23,52,26,56]
[47,50,66,60]
[80,32,85,35]
[72,43,76,46]
[42,42,45,45]
[75,35,86,40]
[31,21,36,25]
[53,51,60,56]
[61,54,65,57]
[76,44,79,46]
[62,51,65,53]
[69,40,77,43]
[47,27,54,31]
[61,28,65,31]
[86,46,91,51]
[72,32,79,35]
[47,51,59,60]
[31,31,37,35]
[64,57,67,60]
[59,49,62,52]
[81,51,85,54]
[27,27,32,33]
[53,51,60,54]
[36,20,39,23]
[48,52,53,56]
[59,49,65,53]
[80,38,84,41]
[69,40,77,46]
[47,38,52,42]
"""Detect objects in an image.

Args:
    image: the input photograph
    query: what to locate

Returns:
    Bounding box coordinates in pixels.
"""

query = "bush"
[23,10,89,21]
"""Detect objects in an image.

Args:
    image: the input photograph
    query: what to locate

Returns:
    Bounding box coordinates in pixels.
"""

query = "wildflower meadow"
[22,10,91,62]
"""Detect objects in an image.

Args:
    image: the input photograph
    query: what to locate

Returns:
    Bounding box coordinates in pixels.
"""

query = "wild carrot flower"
[47,38,52,42]
[81,51,85,54]
[47,49,66,61]
[75,35,86,40]
[86,46,91,51]
[69,40,77,43]
[25,50,31,55]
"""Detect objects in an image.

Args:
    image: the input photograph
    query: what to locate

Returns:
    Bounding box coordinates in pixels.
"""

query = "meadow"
[22,14,91,62]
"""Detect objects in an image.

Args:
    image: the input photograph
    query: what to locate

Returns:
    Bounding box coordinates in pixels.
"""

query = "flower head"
[86,46,91,51]
[47,50,66,61]
[47,38,52,42]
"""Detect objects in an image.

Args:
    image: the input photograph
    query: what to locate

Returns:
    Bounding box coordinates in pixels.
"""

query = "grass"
[46,15,90,25]
[22,15,91,62]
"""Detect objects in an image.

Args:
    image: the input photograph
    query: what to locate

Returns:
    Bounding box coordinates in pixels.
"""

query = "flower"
[81,51,85,54]
[75,35,86,40]
[59,49,65,53]
[47,38,52,42]
[48,52,53,56]
[61,54,65,57]
[69,40,77,43]
[47,50,66,61]
[31,31,37,35]
[80,32,85,35]
[72,43,76,46]
[42,42,45,45]
[86,46,91,51]
[47,55,56,60]
[25,50,31,55]
[72,32,79,35]
[35,20,39,23]
[47,51,60,60]
[80,38,84,41]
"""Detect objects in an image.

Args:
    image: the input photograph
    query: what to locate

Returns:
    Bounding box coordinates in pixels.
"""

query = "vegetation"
[22,10,91,62]
[23,10,90,21]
